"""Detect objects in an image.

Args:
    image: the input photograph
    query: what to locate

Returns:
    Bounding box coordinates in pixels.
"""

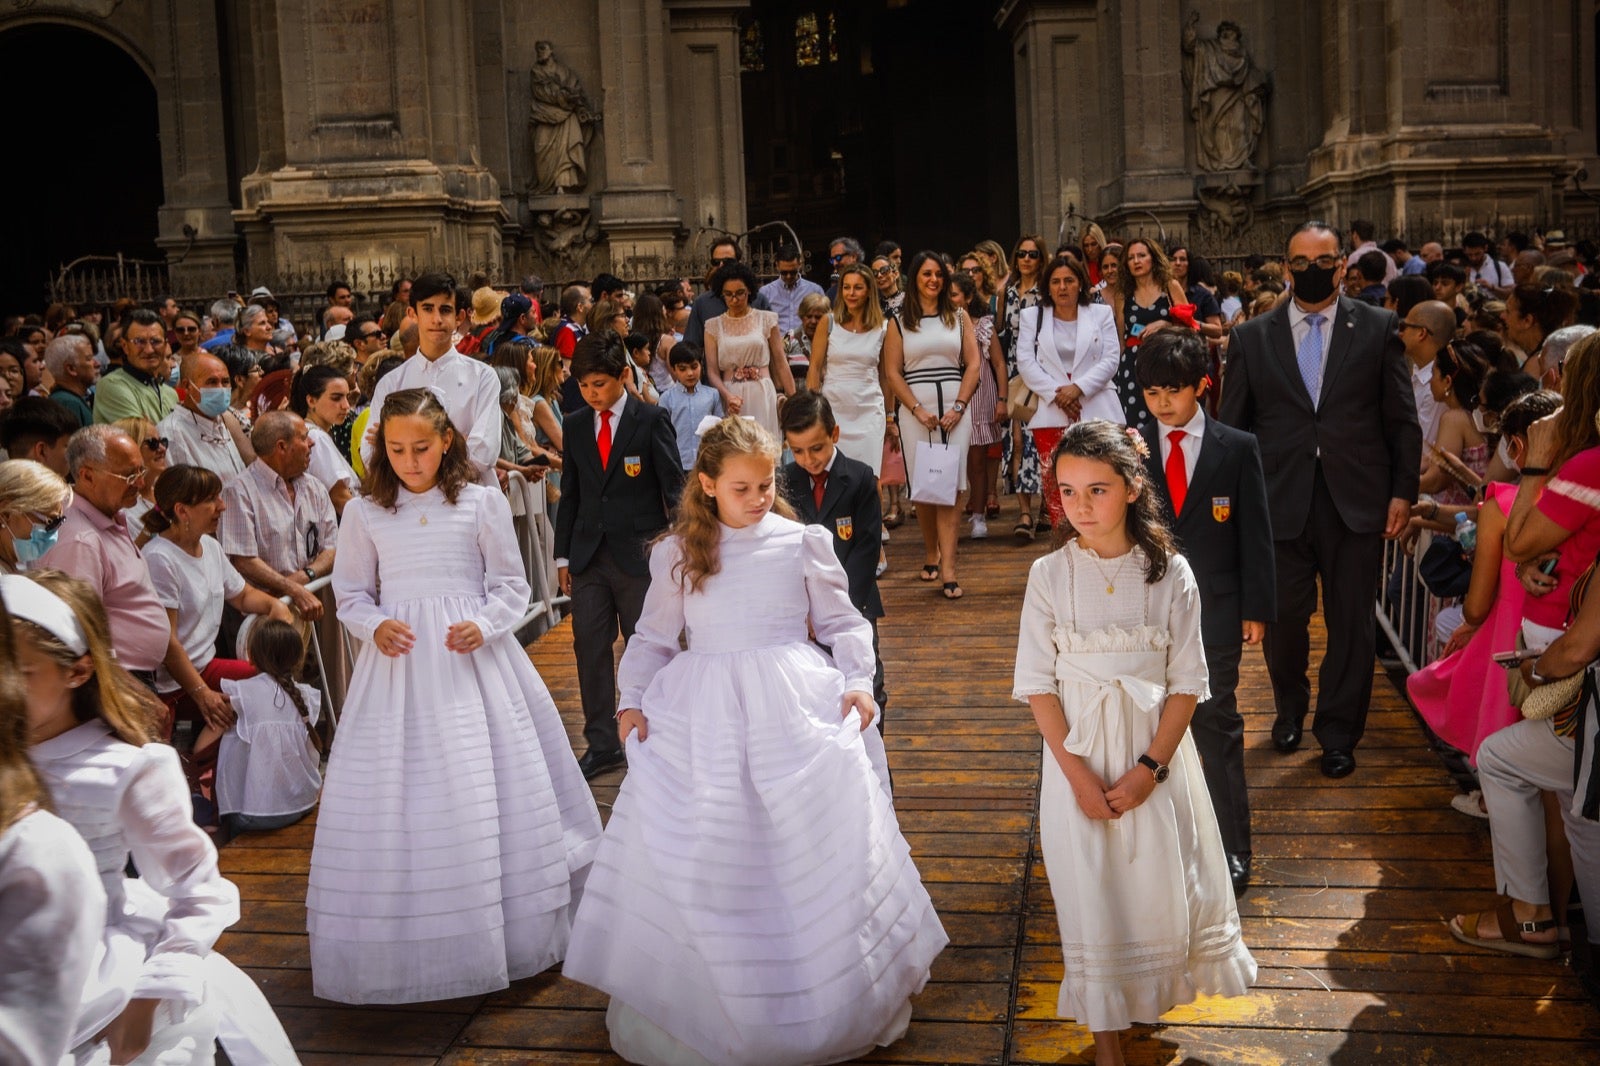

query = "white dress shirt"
[1411,359,1444,445]
[362,349,502,487]
[1157,406,1206,485]
[159,406,247,483]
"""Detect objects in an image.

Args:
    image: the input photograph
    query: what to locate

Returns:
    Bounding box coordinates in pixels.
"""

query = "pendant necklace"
[1083,544,1133,595]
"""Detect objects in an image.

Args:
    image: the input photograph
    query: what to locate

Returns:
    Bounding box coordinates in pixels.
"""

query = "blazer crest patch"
[1212,496,1231,522]
[623,455,642,477]
[835,516,854,541]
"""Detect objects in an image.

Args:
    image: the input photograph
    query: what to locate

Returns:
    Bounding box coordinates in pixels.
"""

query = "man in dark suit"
[779,391,889,723]
[1137,328,1275,894]
[556,333,685,778]
[1219,221,1421,779]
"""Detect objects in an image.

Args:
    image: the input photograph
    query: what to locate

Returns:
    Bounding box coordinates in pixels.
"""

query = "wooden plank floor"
[218,499,1599,1064]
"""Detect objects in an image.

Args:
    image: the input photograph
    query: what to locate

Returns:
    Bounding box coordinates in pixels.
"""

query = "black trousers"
[570,544,650,757]
[1263,466,1384,752]
[1194,639,1250,855]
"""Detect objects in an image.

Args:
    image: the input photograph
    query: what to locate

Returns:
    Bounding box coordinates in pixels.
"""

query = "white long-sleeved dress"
[563,513,949,1066]
[309,483,603,1004]
[32,721,298,1065]
[1013,542,1256,1031]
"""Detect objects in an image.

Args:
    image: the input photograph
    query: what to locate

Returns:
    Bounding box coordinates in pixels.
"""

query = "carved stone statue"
[531,207,601,273]
[529,41,600,195]
[1181,12,1269,173]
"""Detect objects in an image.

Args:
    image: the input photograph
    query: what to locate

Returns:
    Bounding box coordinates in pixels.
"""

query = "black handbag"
[1418,537,1473,599]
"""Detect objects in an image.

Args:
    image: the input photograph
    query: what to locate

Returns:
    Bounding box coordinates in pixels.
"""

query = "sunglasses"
[359,330,386,341]
[711,257,736,267]
[777,269,800,278]
[173,325,200,335]
[142,436,171,451]
[873,266,895,276]
[1016,249,1042,260]
[25,511,68,534]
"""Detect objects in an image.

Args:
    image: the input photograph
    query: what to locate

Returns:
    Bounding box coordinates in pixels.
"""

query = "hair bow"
[1169,303,1199,330]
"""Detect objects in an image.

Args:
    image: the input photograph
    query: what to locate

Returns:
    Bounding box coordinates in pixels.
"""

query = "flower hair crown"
[1124,426,1151,459]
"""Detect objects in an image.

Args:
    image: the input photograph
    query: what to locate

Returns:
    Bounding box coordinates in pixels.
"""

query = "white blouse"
[0,808,106,1065]
[218,675,324,818]
[143,535,247,692]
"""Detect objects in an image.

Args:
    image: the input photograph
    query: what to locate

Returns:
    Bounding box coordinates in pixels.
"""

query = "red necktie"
[812,470,828,509]
[1166,429,1188,516]
[598,409,613,468]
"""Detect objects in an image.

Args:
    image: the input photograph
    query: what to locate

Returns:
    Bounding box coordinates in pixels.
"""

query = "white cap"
[249,286,274,299]
[323,324,347,342]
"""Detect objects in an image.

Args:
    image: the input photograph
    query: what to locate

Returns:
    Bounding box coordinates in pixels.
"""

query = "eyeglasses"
[124,337,161,349]
[873,266,895,276]
[1016,249,1042,260]
[1287,255,1341,271]
[90,465,146,486]
[173,325,200,335]
[777,269,800,279]
[963,266,983,276]
[723,289,749,301]
[142,436,170,451]
[711,257,736,268]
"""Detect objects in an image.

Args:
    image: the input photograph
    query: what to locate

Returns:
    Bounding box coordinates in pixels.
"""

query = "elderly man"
[200,298,239,352]
[1418,241,1445,267]
[1399,300,1458,446]
[92,309,177,425]
[158,350,246,483]
[220,411,337,621]
[42,425,231,727]
[43,334,98,427]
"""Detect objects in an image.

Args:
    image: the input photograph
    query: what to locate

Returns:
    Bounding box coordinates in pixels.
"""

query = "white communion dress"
[563,513,949,1066]
[32,721,300,1065]
[309,483,603,1004]
[1012,541,1257,1031]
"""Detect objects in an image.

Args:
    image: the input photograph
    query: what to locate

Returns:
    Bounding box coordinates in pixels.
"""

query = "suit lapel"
[1139,422,1177,523]
[1186,419,1226,519]
[1267,302,1314,409]
[818,461,850,518]
[574,407,605,482]
[1317,297,1360,401]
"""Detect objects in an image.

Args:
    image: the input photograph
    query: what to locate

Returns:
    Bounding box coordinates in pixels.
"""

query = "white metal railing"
[274,475,569,734]
[1375,536,1454,676]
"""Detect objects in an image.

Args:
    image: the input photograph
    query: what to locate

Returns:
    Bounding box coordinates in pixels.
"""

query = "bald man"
[1399,300,1458,445]
[1418,242,1445,267]
[158,349,247,482]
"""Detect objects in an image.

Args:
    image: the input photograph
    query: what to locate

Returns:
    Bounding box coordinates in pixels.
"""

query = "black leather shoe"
[1226,852,1251,897]
[1320,748,1356,778]
[578,748,626,780]
[1271,720,1303,753]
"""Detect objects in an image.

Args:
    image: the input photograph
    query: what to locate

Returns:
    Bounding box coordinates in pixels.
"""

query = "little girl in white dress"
[563,415,948,1066]
[1012,421,1255,1066]
[216,618,323,836]
[310,387,602,1004]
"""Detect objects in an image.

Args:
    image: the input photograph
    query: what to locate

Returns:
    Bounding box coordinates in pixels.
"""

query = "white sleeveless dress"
[819,316,887,475]
[1012,542,1257,1031]
[310,483,603,1004]
[898,311,972,491]
[563,514,948,1066]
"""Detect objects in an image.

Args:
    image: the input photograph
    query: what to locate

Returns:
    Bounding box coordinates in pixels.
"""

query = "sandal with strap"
[919,564,941,582]
[1014,515,1035,541]
[986,496,1000,519]
[942,581,963,600]
[1449,900,1560,959]
[884,508,904,529]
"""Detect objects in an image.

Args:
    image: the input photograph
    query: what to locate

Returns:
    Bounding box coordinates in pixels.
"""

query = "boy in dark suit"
[1136,327,1276,895]
[556,333,685,778]
[779,392,888,728]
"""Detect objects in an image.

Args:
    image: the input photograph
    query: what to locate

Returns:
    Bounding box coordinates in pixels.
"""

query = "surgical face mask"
[192,384,232,419]
[167,364,182,387]
[10,519,58,567]
[1290,264,1339,305]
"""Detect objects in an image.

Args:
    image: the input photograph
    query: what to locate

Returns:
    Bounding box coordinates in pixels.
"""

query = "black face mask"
[1291,264,1339,305]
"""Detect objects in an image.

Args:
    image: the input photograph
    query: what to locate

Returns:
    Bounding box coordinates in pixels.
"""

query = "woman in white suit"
[1015,255,1124,524]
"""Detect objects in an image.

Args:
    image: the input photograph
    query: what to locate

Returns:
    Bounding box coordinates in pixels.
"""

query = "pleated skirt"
[307,594,603,1004]
[562,641,948,1066]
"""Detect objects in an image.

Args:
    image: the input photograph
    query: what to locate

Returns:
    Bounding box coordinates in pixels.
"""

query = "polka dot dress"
[1114,295,1176,429]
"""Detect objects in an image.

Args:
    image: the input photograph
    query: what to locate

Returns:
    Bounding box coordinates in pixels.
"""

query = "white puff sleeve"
[800,525,875,693]
[615,538,686,711]
[1161,554,1211,700]
[331,499,385,643]
[471,487,533,640]
[1013,553,1062,701]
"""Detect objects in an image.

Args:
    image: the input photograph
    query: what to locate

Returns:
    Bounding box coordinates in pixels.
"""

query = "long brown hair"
[1047,421,1177,584]
[0,590,48,832]
[898,251,956,332]
[247,618,322,756]
[1549,332,1600,474]
[1113,237,1176,305]
[23,570,161,745]
[664,416,794,593]
[832,264,885,330]
[363,388,476,508]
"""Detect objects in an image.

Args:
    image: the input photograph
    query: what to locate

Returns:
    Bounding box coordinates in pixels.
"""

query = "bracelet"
[1519,466,1551,477]
[187,682,208,695]
[1427,501,1439,521]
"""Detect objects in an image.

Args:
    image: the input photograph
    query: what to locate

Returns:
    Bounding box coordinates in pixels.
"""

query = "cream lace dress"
[1012,541,1256,1031]
[706,308,782,438]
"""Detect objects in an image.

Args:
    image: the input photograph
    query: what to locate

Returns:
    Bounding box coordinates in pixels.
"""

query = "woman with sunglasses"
[171,309,204,363]
[872,256,905,318]
[0,459,72,575]
[113,418,170,545]
[997,235,1047,539]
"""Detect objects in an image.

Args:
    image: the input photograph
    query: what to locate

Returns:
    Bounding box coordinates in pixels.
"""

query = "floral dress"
[1001,282,1044,496]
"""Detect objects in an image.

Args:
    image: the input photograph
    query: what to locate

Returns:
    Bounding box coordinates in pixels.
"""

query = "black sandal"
[942,582,963,600]
[1013,515,1035,541]
[1036,511,1053,533]
[919,564,941,582]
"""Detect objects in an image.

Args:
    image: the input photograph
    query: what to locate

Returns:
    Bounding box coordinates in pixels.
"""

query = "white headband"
[0,574,88,656]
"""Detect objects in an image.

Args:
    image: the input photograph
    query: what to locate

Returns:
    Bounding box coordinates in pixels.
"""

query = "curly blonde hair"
[664,417,794,592]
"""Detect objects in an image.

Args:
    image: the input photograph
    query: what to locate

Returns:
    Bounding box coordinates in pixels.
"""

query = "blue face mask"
[167,364,182,387]
[11,523,58,567]
[194,386,232,419]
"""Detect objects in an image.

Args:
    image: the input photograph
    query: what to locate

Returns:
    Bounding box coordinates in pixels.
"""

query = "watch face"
[1155,765,1170,783]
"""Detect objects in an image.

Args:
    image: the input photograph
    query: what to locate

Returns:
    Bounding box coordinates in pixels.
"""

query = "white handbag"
[909,439,960,506]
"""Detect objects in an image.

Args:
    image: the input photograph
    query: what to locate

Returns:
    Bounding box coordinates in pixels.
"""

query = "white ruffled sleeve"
[117,745,241,1007]
[1013,553,1061,701]
[331,500,386,643]
[615,538,686,711]
[472,487,533,640]
[0,811,106,1066]
[1163,554,1211,700]
[801,525,875,693]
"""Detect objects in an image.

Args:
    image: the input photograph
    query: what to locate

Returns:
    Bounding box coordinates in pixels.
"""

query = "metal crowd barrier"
[277,473,570,735]
[1375,536,1452,676]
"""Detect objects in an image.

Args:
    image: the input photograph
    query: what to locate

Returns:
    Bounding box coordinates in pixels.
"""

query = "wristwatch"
[952,400,967,413]
[1137,754,1170,783]
[303,566,316,581]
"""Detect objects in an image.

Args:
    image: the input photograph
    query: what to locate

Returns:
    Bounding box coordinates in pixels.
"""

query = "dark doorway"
[0,24,163,313]
[739,1,1018,280]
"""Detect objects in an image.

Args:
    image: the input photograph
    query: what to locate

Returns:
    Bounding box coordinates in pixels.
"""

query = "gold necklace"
[1081,543,1134,595]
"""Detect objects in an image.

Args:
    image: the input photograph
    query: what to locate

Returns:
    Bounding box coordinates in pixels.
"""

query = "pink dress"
[1406,482,1523,762]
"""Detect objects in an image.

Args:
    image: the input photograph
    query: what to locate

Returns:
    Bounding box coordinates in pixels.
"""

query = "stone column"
[662,0,749,253]
[235,0,507,275]
[592,0,684,261]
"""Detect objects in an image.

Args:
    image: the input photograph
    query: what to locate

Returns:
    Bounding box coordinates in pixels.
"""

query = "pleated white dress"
[309,483,603,1004]
[1013,542,1257,1031]
[32,721,299,1065]
[563,513,948,1066]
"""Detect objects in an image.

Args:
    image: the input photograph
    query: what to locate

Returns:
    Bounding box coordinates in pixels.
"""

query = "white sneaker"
[1450,790,1489,819]
[970,515,988,539]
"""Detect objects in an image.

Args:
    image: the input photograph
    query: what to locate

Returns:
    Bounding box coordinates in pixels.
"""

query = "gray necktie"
[1297,312,1325,407]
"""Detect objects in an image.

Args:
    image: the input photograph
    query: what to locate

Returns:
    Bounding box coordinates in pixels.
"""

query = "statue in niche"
[529,41,600,195]
[1181,11,1269,172]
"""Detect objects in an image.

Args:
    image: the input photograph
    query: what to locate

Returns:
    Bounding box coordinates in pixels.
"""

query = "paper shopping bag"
[909,440,960,506]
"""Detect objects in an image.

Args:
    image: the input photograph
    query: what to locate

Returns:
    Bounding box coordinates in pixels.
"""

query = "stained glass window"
[795,12,821,68]
[740,20,765,73]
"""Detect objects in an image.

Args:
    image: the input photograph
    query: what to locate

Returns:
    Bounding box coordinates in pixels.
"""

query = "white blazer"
[1015,302,1124,429]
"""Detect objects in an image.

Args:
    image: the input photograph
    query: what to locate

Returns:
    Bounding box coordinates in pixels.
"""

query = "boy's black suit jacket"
[781,452,884,620]
[556,395,685,576]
